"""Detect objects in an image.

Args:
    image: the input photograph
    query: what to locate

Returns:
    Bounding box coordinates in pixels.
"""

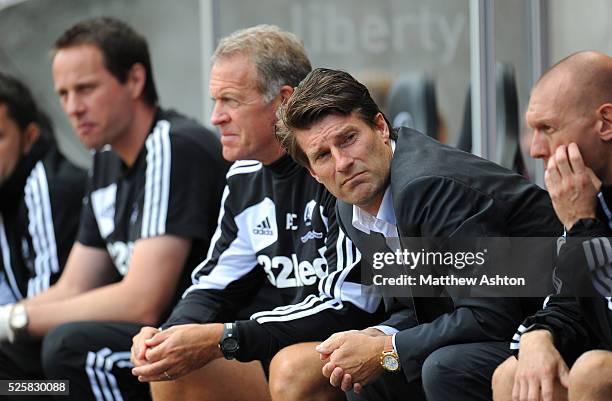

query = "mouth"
[220,132,240,145]
[76,122,96,135]
[342,171,365,186]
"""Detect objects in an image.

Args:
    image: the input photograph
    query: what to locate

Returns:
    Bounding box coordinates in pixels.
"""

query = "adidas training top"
[77,108,228,321]
[0,138,87,304]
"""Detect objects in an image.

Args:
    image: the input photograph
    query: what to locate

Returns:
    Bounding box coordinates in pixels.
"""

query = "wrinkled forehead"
[527,77,573,121]
[211,54,260,87]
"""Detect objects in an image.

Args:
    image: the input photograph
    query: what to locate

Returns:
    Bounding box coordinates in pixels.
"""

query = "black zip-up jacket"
[513,186,612,363]
[0,138,86,302]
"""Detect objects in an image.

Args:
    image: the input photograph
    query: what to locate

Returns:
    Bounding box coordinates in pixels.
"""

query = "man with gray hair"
[131,25,381,401]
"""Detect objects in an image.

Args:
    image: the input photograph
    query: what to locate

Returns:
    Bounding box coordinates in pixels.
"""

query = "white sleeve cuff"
[370,325,399,336]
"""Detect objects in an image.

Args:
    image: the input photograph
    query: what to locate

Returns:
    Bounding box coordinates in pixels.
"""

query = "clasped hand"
[130,323,223,382]
[316,328,388,394]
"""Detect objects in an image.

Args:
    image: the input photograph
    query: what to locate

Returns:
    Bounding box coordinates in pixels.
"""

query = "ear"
[21,122,40,155]
[127,63,147,101]
[374,112,390,142]
[278,85,294,104]
[597,103,612,141]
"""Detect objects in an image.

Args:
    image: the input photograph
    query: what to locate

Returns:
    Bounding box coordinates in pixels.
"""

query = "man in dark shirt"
[492,51,612,401]
[0,72,86,306]
[0,18,227,401]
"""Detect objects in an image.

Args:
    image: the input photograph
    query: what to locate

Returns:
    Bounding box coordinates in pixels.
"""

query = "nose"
[211,101,229,126]
[529,130,549,160]
[64,92,85,118]
[334,148,353,173]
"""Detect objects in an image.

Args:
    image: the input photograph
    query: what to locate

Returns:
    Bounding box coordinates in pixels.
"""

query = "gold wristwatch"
[380,335,400,372]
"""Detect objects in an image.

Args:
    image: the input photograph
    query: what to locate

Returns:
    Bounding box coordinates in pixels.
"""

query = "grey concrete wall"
[0,0,203,167]
[548,0,612,63]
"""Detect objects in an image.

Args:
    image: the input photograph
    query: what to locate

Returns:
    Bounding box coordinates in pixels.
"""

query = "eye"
[342,133,356,146]
[76,83,96,94]
[540,124,554,134]
[218,96,241,109]
[315,151,330,161]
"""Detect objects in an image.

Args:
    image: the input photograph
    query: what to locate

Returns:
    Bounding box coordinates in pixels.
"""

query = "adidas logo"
[301,230,323,243]
[253,217,274,236]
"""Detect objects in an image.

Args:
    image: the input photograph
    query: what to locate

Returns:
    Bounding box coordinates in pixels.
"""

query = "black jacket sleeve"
[511,217,610,363]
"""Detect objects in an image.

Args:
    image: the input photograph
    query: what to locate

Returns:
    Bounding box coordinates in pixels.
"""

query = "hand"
[131,326,161,367]
[513,330,569,401]
[0,304,12,342]
[131,323,224,382]
[316,329,386,393]
[545,143,601,230]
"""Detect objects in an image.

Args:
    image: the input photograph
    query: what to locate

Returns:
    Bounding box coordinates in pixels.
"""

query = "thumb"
[558,361,570,388]
[586,168,602,192]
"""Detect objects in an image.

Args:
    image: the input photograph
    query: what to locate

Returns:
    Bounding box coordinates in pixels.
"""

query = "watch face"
[382,355,399,371]
[222,337,239,352]
[10,305,27,330]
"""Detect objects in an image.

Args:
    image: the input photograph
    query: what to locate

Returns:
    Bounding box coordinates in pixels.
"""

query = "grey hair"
[212,24,312,103]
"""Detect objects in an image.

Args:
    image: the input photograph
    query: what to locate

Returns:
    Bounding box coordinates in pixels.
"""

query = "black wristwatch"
[218,323,239,360]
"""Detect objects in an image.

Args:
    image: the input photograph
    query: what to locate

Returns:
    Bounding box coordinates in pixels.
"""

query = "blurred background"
[1,0,611,184]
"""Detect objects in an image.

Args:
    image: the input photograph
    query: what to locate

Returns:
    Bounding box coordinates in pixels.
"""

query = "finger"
[545,158,561,187]
[519,378,529,401]
[322,362,335,378]
[512,378,519,401]
[353,382,363,394]
[567,143,585,174]
[340,373,354,392]
[541,376,554,401]
[526,378,540,401]
[136,373,169,383]
[132,360,170,381]
[319,352,331,361]
[316,334,341,354]
[137,344,148,361]
[130,342,140,365]
[586,167,603,191]
[144,330,170,348]
[330,366,344,388]
[135,335,153,361]
[554,145,572,177]
[144,342,169,363]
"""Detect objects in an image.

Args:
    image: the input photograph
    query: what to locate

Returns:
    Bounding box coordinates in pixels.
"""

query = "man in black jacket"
[492,51,612,401]
[276,68,562,401]
[0,72,86,306]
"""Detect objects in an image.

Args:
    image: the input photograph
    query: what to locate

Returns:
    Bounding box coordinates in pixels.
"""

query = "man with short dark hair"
[276,68,561,401]
[0,17,227,401]
[0,72,86,306]
[492,51,612,401]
